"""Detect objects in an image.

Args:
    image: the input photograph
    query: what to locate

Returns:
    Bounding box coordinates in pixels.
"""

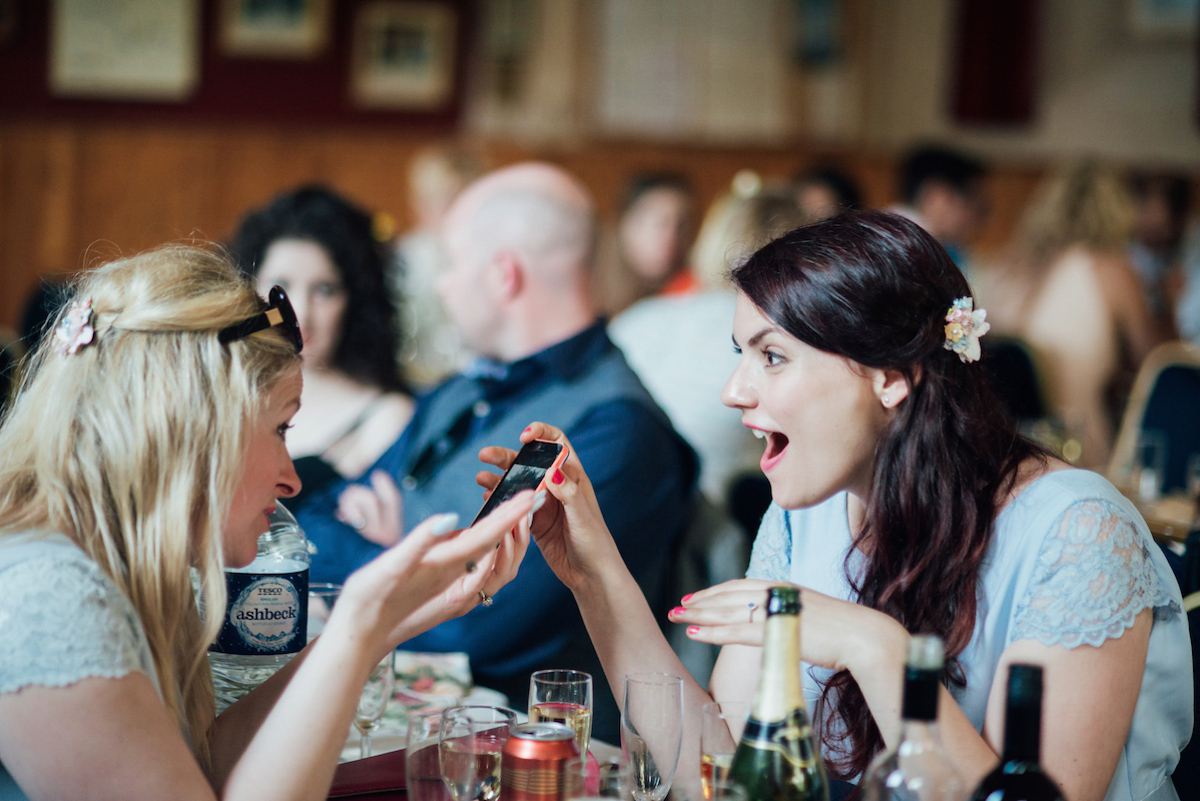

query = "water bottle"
[209,503,310,713]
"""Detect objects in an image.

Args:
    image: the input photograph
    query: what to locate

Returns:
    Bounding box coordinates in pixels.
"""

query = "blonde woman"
[0,246,536,801]
[979,162,1160,469]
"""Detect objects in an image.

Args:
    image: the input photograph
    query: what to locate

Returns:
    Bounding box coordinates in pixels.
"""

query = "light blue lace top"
[0,532,161,800]
[747,469,1191,801]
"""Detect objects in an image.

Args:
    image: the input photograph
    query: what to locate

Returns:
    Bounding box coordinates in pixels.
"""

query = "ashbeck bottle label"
[211,569,308,656]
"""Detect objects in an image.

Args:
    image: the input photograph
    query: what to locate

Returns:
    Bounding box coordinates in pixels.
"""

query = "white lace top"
[747,469,1191,801]
[0,532,161,799]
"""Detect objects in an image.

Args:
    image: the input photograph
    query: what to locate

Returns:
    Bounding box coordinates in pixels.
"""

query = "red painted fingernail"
[552,469,564,485]
[524,426,532,432]
[687,626,700,635]
[681,593,694,603]
[669,606,686,617]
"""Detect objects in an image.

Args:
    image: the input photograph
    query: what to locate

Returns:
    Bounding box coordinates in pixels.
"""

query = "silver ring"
[478,590,493,607]
[747,602,757,623]
[465,559,477,574]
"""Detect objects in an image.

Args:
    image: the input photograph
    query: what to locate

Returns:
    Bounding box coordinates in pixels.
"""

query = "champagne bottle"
[967,664,1064,801]
[727,586,829,801]
[861,635,963,801]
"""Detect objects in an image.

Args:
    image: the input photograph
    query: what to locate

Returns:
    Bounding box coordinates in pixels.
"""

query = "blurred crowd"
[2,142,1198,736]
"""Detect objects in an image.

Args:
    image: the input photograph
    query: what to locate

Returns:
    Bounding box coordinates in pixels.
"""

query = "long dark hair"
[731,210,1045,779]
[228,185,407,393]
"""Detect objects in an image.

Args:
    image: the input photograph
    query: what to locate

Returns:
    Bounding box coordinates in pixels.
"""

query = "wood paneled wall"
[0,119,1052,331]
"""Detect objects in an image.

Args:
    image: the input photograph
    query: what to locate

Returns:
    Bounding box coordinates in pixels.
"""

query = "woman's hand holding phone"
[476,423,624,593]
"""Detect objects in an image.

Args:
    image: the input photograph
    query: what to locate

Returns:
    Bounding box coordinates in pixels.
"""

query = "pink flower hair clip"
[52,296,96,357]
[943,296,989,363]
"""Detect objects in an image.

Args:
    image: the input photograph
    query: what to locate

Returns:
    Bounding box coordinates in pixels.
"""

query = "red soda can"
[501,722,581,801]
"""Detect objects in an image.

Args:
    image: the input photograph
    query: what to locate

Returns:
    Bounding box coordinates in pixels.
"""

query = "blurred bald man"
[296,163,697,741]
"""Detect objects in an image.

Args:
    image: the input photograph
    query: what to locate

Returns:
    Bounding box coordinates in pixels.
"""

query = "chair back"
[981,335,1048,423]
[1108,342,1200,495]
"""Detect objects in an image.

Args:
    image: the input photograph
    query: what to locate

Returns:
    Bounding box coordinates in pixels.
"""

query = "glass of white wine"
[354,650,395,759]
[529,669,594,756]
[700,701,748,801]
[439,705,517,801]
[621,673,682,801]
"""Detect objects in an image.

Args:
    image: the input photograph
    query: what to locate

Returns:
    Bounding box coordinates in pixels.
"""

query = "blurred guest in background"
[393,144,485,386]
[978,162,1160,470]
[229,186,413,512]
[893,144,988,281]
[1176,224,1200,346]
[596,171,697,316]
[294,162,697,743]
[612,172,810,507]
[793,164,864,221]
[1127,171,1191,339]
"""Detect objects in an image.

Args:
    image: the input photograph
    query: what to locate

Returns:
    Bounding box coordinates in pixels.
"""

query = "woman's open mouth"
[751,428,789,472]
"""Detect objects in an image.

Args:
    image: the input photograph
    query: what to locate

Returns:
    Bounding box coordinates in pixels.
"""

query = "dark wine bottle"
[968,664,1065,801]
[727,586,829,801]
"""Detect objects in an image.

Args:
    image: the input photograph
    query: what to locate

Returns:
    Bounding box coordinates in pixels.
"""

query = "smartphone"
[472,439,569,524]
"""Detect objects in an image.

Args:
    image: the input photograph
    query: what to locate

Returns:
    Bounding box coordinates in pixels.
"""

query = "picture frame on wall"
[220,0,331,58]
[50,0,200,100]
[1128,0,1198,38]
[0,0,16,50]
[351,0,457,110]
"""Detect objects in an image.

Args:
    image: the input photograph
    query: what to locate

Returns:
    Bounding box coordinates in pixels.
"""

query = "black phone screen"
[472,440,563,523]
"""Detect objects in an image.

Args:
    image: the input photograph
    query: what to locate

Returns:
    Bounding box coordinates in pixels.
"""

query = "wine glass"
[407,711,453,801]
[354,650,395,759]
[700,701,748,801]
[529,669,594,756]
[307,583,342,641]
[439,705,517,801]
[564,754,632,801]
[620,673,682,801]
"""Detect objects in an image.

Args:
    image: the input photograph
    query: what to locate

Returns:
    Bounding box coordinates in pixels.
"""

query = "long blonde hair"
[690,177,810,291]
[0,245,301,770]
[1015,160,1135,267]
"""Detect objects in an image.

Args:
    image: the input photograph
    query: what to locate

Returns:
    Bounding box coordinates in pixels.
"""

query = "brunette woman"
[499,211,1189,800]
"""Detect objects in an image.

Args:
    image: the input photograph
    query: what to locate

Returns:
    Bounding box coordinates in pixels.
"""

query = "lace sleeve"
[746,504,791,582]
[0,552,157,695]
[1012,498,1179,648]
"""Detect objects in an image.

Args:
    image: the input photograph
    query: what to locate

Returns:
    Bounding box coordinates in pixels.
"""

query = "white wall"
[860,0,1200,167]
[464,0,1200,168]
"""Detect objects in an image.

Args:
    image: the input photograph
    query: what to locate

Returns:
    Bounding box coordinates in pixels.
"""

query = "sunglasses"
[217,285,303,354]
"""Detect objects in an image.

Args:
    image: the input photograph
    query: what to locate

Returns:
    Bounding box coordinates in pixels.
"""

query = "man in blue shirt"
[293,163,697,742]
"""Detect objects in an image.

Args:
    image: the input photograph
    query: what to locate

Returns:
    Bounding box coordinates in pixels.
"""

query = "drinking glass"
[530,669,594,756]
[1136,430,1166,504]
[354,650,395,759]
[439,705,517,801]
[1186,452,1200,501]
[670,779,749,801]
[407,711,453,801]
[620,673,683,801]
[564,755,631,801]
[307,583,342,641]
[699,702,748,801]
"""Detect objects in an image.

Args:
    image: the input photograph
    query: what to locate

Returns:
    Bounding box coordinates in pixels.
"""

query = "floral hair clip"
[943,296,989,363]
[52,296,96,357]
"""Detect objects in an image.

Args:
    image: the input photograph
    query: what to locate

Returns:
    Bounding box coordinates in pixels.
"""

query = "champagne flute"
[700,701,749,801]
[529,669,594,756]
[439,705,517,801]
[621,673,682,801]
[354,650,395,759]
